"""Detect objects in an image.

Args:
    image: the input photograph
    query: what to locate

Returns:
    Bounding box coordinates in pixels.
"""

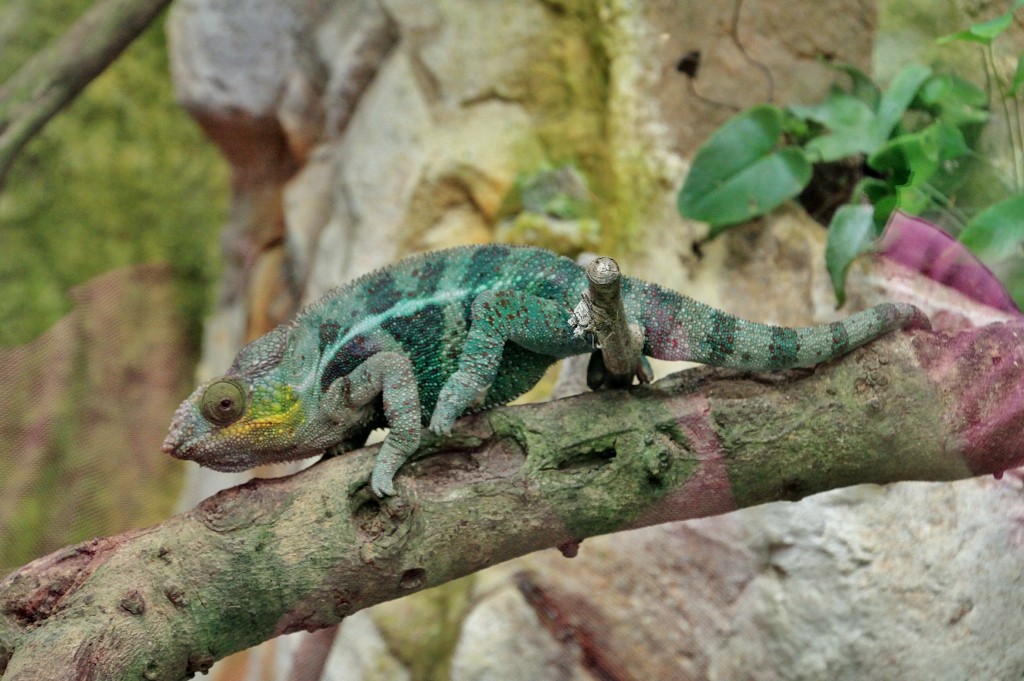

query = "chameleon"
[162,244,929,496]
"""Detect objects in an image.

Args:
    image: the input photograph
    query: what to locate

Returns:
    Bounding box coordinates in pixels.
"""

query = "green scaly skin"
[162,244,930,496]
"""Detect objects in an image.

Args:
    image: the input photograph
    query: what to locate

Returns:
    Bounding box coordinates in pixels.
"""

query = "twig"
[984,44,1021,192]
[731,0,774,103]
[568,256,647,388]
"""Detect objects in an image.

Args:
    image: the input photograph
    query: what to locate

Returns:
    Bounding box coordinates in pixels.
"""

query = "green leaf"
[894,184,931,215]
[687,149,813,236]
[868,124,970,220]
[916,74,989,125]
[852,177,897,232]
[871,193,899,233]
[875,64,932,139]
[678,105,785,199]
[826,62,881,109]
[852,177,893,203]
[793,65,932,161]
[678,105,812,231]
[1002,265,1024,311]
[825,204,878,306]
[959,195,1024,261]
[930,121,972,158]
[868,123,969,183]
[790,91,878,161]
[938,10,1014,45]
[780,111,812,140]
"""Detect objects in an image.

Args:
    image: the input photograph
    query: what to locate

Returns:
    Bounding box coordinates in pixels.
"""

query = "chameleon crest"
[163,245,929,496]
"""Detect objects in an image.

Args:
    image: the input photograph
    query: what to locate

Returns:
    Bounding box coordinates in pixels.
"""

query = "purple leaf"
[878,211,1021,315]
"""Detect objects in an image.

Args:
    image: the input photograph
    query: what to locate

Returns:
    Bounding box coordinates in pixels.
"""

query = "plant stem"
[985,44,1021,191]
[921,182,969,231]
[1012,94,1024,193]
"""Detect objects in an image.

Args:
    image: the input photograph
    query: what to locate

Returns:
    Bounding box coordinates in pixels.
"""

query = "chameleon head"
[161,375,308,471]
[162,324,315,471]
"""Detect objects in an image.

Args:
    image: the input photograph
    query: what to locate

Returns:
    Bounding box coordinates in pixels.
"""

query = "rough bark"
[0,0,172,185]
[1,321,1021,680]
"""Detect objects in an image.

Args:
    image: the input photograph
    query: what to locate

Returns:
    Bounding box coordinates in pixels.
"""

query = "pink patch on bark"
[879,211,1021,315]
[630,394,736,528]
[916,322,1024,475]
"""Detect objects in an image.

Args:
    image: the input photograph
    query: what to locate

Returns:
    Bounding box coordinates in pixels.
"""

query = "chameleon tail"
[631,282,929,370]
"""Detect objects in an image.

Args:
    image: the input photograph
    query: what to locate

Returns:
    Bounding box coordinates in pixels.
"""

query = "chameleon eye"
[200,380,246,426]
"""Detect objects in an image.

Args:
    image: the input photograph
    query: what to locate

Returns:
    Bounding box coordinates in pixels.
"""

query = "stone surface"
[317,51,431,277]
[643,0,877,158]
[418,0,551,107]
[417,455,1024,680]
[322,613,411,681]
[450,581,596,681]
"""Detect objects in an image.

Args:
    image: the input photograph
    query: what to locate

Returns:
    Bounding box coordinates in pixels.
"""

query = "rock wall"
[167,1,1024,679]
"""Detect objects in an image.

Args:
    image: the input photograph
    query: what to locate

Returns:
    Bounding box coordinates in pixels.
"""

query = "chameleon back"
[298,244,588,421]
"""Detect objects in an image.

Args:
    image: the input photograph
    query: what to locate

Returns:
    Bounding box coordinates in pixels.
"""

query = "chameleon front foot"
[370,465,396,497]
[370,442,412,497]
[429,370,489,436]
[428,411,455,437]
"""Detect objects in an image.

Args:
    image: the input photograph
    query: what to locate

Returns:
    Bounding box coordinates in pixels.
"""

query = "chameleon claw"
[429,392,460,436]
[428,416,453,437]
[371,468,396,497]
[432,370,487,436]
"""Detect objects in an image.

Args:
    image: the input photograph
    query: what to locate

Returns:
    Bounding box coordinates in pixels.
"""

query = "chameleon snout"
[161,400,198,457]
[160,431,179,455]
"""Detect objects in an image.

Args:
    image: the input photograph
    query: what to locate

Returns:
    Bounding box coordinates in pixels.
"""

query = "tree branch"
[0,0,173,186]
[2,321,1022,679]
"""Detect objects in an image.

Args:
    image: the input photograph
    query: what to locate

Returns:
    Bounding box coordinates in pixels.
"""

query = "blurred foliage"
[0,0,227,349]
[0,0,227,569]
[0,264,193,572]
